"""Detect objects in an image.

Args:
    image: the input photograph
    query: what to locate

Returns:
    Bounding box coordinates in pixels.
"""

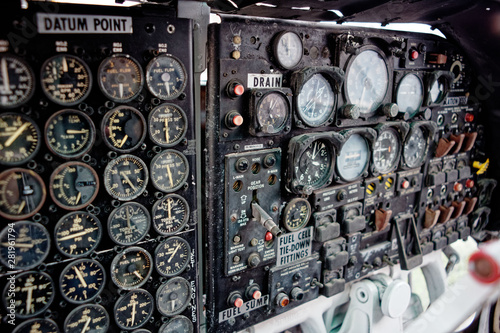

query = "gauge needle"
[167,198,172,219]
[165,118,170,143]
[5,122,29,147]
[62,56,68,72]
[133,270,143,279]
[17,200,26,214]
[1,57,11,93]
[58,228,95,241]
[81,317,91,333]
[74,266,88,288]
[166,165,174,188]
[119,83,124,99]
[118,134,128,148]
[166,80,171,96]
[126,207,131,229]
[75,191,81,205]
[168,244,181,263]
[66,129,89,134]
[131,300,137,326]
[120,171,137,191]
[1,242,33,248]
[26,286,33,313]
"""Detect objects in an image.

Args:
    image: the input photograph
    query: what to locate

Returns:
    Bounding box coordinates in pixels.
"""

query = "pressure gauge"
[3,271,54,318]
[59,259,106,304]
[159,316,194,333]
[148,103,187,147]
[150,149,189,192]
[336,134,370,181]
[102,106,147,153]
[296,74,335,127]
[155,236,191,277]
[49,162,99,210]
[293,138,333,190]
[0,113,40,166]
[0,168,46,220]
[403,126,428,168]
[396,73,423,118]
[40,54,92,106]
[372,127,401,174]
[64,304,110,333]
[111,246,153,290]
[45,109,95,159]
[282,198,311,231]
[156,276,191,316]
[146,54,187,100]
[273,31,303,69]
[0,55,35,108]
[104,155,149,201]
[152,194,189,236]
[108,202,150,245]
[98,54,144,103]
[254,91,290,134]
[114,289,154,330]
[12,318,59,333]
[54,211,102,258]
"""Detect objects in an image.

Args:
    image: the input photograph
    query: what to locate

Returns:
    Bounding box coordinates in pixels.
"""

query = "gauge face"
[104,155,149,201]
[98,54,144,103]
[294,139,333,190]
[373,128,401,174]
[54,211,102,258]
[429,77,447,104]
[12,318,60,333]
[146,54,187,100]
[114,289,154,330]
[3,271,54,318]
[40,54,92,106]
[296,74,335,127]
[111,247,153,290]
[0,55,35,108]
[108,202,150,246]
[159,316,194,333]
[64,304,109,333]
[274,31,303,69]
[59,259,105,304]
[150,149,189,192]
[282,198,311,231]
[0,168,46,220]
[156,277,191,316]
[396,74,423,118]
[403,127,427,168]
[155,236,191,277]
[336,134,370,181]
[345,49,389,115]
[49,162,99,210]
[256,92,289,133]
[152,194,189,236]
[0,113,40,166]
[148,103,187,147]
[102,106,146,153]
[45,109,95,159]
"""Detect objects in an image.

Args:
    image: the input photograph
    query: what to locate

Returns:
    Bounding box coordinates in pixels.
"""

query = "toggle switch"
[451,201,466,219]
[439,205,454,224]
[449,134,465,154]
[375,209,392,232]
[463,197,478,215]
[435,138,455,158]
[462,132,477,152]
[424,208,440,229]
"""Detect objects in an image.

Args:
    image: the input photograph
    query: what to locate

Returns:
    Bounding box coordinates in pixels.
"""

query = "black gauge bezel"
[159,315,194,333]
[110,246,153,290]
[64,304,110,333]
[401,121,438,169]
[0,113,41,166]
[152,194,190,236]
[282,197,312,232]
[114,289,154,330]
[148,103,188,147]
[249,88,292,136]
[59,258,106,304]
[0,54,36,109]
[12,318,60,333]
[424,70,454,107]
[154,236,191,277]
[103,154,149,201]
[145,54,187,100]
[272,31,304,70]
[101,106,147,153]
[108,202,151,246]
[156,276,192,316]
[150,149,189,193]
[371,122,409,175]
[54,211,102,258]
[394,72,425,119]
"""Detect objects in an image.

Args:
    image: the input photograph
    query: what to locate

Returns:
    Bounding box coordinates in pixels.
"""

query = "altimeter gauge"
[296,74,335,127]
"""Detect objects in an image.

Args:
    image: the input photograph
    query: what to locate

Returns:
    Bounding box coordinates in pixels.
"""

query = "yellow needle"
[133,270,143,279]
[166,165,174,188]
[165,118,170,143]
[118,134,128,148]
[1,242,33,248]
[81,317,91,333]
[131,300,137,326]
[168,244,181,263]
[75,191,81,205]
[167,198,172,219]
[58,228,96,241]
[5,122,29,147]
[1,57,11,93]
[126,207,131,229]
[73,266,88,288]
[26,286,33,313]
[17,200,26,214]
[120,171,137,191]
[62,56,68,72]
[66,129,89,134]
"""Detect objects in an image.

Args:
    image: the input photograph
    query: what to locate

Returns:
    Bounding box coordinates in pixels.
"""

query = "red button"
[234,298,244,308]
[410,50,419,60]
[280,297,289,307]
[466,179,475,188]
[465,113,474,123]
[454,182,464,192]
[232,114,244,127]
[401,180,410,189]
[252,290,262,299]
[265,232,273,242]
[233,84,245,96]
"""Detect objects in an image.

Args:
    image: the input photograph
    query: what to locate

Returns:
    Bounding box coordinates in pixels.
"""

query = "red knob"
[234,297,244,308]
[252,290,262,300]
[401,180,410,189]
[465,113,474,123]
[265,232,273,242]
[466,179,475,188]
[454,182,463,192]
[410,50,419,60]
[233,84,245,96]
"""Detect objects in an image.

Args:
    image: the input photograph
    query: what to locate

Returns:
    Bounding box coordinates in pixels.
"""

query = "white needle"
[17,200,26,214]
[119,83,124,99]
[165,118,170,143]
[168,244,182,263]
[62,56,68,72]
[0,242,33,248]
[118,134,128,148]
[1,57,11,93]
[75,191,81,205]
[5,122,29,147]
[81,317,91,333]
[131,300,137,326]
[120,171,137,191]
[166,165,174,188]
[66,129,89,134]
[58,228,97,241]
[26,286,33,314]
[74,266,87,288]
[126,207,131,229]
[133,270,143,279]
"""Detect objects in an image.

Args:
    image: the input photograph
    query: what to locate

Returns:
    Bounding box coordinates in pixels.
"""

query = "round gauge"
[114,289,154,330]
[396,74,423,118]
[159,316,194,333]
[3,271,54,319]
[0,221,50,270]
[256,91,289,133]
[40,54,92,106]
[403,127,428,168]
[155,236,191,277]
[98,54,144,103]
[345,49,389,115]
[294,139,333,190]
[54,211,102,258]
[0,168,46,220]
[0,55,35,108]
[296,73,335,127]
[273,31,303,69]
[150,149,189,192]
[12,318,59,333]
[336,134,370,181]
[156,277,191,316]
[45,109,95,159]
[59,259,106,304]
[282,198,311,232]
[0,113,40,166]
[49,162,99,210]
[104,155,149,201]
[429,76,448,104]
[111,246,153,290]
[146,54,187,100]
[152,194,189,236]
[373,128,401,174]
[102,106,147,153]
[148,103,187,147]
[132,331,151,333]
[108,202,151,246]
[64,304,109,333]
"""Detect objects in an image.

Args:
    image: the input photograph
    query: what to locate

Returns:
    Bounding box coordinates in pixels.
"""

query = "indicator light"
[466,179,475,188]
[401,180,410,189]
[453,182,463,192]
[465,113,474,123]
[265,232,273,241]
[410,50,419,60]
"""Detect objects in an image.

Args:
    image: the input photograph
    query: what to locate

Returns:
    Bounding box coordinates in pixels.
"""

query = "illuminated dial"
[256,91,289,133]
[102,106,146,153]
[54,211,102,258]
[3,271,54,319]
[64,304,110,333]
[336,134,370,181]
[59,259,106,304]
[294,139,333,189]
[155,236,191,277]
[114,289,154,330]
[156,276,191,316]
[403,127,428,168]
[152,194,189,236]
[273,31,303,69]
[104,155,149,201]
[396,73,423,118]
[373,128,401,174]
[282,198,311,231]
[146,54,187,100]
[296,74,335,127]
[98,54,144,103]
[0,113,40,166]
[45,109,95,159]
[0,55,35,108]
[111,247,153,290]
[40,54,92,106]
[148,103,187,147]
[12,318,59,333]
[49,162,99,210]
[108,202,151,245]
[0,168,46,220]
[150,149,189,192]
[159,316,194,333]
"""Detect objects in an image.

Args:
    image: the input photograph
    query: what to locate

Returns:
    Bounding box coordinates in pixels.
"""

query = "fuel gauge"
[146,54,187,100]
[156,276,191,316]
[111,246,153,290]
[98,54,144,103]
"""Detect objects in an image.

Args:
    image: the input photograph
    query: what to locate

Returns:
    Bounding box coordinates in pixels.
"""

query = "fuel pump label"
[277,227,313,267]
[219,295,269,322]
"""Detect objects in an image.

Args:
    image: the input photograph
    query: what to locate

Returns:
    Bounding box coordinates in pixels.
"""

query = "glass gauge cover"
[114,289,154,330]
[152,194,189,236]
[373,128,401,174]
[64,304,109,333]
[273,31,303,69]
[396,73,423,118]
[104,154,149,201]
[336,134,370,181]
[403,127,428,168]
[429,77,447,104]
[159,316,194,333]
[150,149,189,192]
[148,103,187,147]
[256,91,289,134]
[45,109,95,159]
[102,106,146,153]
[155,236,191,277]
[0,113,40,166]
[98,54,144,103]
[12,318,60,333]
[296,73,335,127]
[146,54,187,100]
[111,246,153,290]
[108,202,150,245]
[156,276,191,316]
[294,139,333,190]
[0,55,35,108]
[282,198,311,232]
[59,259,105,304]
[40,54,92,106]
[54,211,102,258]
